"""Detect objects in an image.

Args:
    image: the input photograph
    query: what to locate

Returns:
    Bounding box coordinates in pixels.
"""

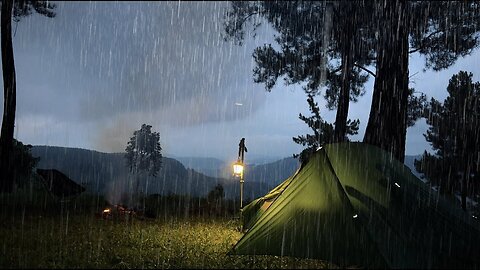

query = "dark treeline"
[415,71,480,210]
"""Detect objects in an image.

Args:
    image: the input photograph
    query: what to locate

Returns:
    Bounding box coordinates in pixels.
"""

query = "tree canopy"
[125,124,163,178]
[224,1,480,162]
[292,94,359,164]
[224,1,374,142]
[415,71,480,210]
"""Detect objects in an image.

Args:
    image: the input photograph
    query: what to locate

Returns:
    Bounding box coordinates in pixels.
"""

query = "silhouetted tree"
[224,1,374,143]
[206,184,225,216]
[11,138,39,188]
[207,184,224,203]
[125,124,162,197]
[0,0,55,192]
[364,1,480,162]
[415,71,480,210]
[293,94,358,164]
[224,1,480,162]
[407,88,428,128]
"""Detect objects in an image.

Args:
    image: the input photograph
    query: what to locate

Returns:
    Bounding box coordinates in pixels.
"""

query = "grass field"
[0,214,335,269]
[0,189,333,269]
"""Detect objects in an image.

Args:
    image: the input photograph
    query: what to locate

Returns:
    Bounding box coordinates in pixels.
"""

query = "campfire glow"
[98,205,139,221]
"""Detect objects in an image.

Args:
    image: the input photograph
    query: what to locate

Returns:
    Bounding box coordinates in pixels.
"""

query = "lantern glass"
[233,162,244,176]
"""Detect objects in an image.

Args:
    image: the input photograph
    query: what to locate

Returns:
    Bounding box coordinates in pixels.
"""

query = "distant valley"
[31,146,297,203]
[31,145,422,203]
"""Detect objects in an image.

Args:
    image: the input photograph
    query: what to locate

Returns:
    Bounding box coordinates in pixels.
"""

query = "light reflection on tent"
[230,142,480,269]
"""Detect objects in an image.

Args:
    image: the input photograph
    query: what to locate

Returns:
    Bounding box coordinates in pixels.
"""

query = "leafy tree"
[292,89,424,164]
[0,0,55,192]
[125,124,163,177]
[224,1,480,162]
[125,124,163,196]
[415,71,480,210]
[224,1,374,143]
[293,94,358,164]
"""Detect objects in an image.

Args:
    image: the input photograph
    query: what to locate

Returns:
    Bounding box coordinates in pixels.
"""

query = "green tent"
[230,142,480,268]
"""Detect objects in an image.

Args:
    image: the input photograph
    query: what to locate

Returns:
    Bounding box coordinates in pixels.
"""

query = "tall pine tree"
[224,1,480,162]
[224,1,374,143]
[415,71,480,210]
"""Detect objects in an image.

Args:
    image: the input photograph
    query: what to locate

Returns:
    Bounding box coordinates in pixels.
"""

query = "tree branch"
[353,63,376,77]
[238,11,260,29]
[330,66,343,74]
[409,29,443,54]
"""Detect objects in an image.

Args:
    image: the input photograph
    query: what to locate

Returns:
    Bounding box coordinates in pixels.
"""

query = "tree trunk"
[363,0,409,162]
[0,0,16,192]
[333,12,355,143]
[461,166,469,211]
[461,153,472,211]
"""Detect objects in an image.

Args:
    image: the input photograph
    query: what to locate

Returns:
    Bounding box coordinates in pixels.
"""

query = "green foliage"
[324,66,369,110]
[125,124,163,177]
[0,188,332,269]
[0,213,333,269]
[225,1,480,160]
[409,1,480,71]
[292,94,359,164]
[223,1,373,133]
[224,1,373,94]
[416,71,480,200]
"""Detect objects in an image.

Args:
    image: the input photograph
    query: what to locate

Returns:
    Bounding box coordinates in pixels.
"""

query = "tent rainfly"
[230,142,480,269]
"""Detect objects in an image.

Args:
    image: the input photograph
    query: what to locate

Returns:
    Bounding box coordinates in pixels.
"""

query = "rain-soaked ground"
[0,190,336,269]
[0,214,336,269]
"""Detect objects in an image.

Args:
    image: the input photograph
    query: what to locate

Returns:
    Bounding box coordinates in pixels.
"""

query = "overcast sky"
[2,1,480,162]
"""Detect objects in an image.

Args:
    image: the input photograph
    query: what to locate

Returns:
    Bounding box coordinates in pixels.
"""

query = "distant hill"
[177,153,420,190]
[31,146,424,204]
[245,157,300,187]
[174,156,227,178]
[176,155,300,184]
[31,146,271,203]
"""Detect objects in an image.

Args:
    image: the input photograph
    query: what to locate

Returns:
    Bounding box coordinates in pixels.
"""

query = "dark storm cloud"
[12,1,270,126]
[5,1,480,157]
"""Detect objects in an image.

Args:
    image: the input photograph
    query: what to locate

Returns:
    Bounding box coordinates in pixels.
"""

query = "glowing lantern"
[233,161,244,177]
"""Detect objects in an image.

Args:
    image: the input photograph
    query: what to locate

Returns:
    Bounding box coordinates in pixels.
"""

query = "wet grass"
[0,212,333,269]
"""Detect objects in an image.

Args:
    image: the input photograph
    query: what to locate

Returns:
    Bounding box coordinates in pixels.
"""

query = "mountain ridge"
[30,145,423,203]
[30,145,274,203]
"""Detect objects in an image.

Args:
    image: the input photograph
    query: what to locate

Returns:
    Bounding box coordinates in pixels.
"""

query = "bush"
[142,192,238,220]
